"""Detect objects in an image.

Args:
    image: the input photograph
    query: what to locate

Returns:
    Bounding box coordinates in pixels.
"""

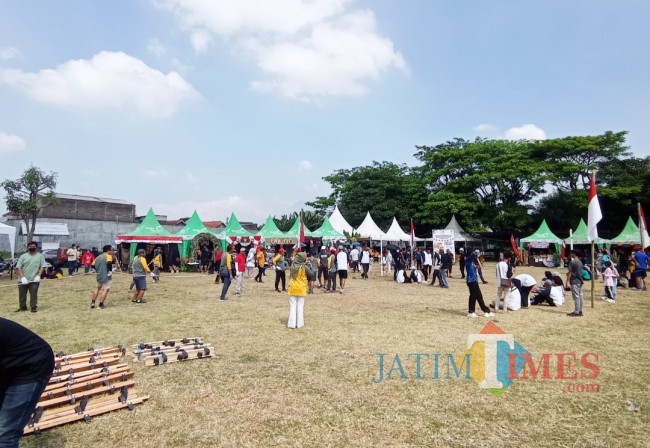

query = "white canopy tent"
[355,212,388,240]
[0,222,16,261]
[444,215,480,242]
[384,217,423,242]
[328,205,354,235]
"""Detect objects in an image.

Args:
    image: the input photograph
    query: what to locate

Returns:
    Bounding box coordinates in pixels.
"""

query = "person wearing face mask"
[15,241,47,313]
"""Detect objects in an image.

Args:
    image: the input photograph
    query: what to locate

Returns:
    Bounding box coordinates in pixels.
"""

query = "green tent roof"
[117,208,182,243]
[288,216,312,238]
[176,211,220,240]
[567,218,609,244]
[520,219,562,245]
[220,213,253,238]
[311,216,346,239]
[610,217,641,245]
[256,216,289,239]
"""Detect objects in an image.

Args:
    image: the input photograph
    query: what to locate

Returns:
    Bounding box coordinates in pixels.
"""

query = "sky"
[1,0,649,225]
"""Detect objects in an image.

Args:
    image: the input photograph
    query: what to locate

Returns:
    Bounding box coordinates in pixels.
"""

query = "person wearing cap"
[234,247,246,297]
[131,248,152,304]
[317,246,329,288]
[466,249,494,318]
[273,248,288,292]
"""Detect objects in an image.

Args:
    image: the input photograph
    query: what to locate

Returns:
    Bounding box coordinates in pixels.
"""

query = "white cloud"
[144,169,169,178]
[156,0,405,100]
[0,47,22,60]
[504,124,547,140]
[0,51,199,118]
[0,132,26,153]
[298,160,313,171]
[473,123,498,133]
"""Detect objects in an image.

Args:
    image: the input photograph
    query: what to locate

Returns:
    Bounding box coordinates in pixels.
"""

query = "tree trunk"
[28,214,37,243]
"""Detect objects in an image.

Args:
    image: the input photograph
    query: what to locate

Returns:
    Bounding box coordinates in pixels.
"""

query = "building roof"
[55,193,133,205]
[202,221,225,229]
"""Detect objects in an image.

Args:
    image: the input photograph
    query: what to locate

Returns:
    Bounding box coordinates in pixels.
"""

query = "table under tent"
[175,210,222,270]
[519,219,562,267]
[115,208,182,271]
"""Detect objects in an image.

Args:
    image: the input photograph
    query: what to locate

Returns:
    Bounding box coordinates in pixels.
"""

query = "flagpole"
[591,241,595,308]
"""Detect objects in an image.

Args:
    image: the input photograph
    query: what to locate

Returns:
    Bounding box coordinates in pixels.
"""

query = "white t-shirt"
[550,286,565,306]
[496,261,509,282]
[514,273,536,287]
[494,288,521,311]
[424,252,432,266]
[361,250,370,264]
[350,248,360,261]
[336,251,348,271]
[67,248,78,262]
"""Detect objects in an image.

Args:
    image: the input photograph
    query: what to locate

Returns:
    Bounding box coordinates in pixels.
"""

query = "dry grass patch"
[1,264,648,448]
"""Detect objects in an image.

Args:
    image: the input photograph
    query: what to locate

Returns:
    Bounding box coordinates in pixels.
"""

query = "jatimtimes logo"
[372,322,600,396]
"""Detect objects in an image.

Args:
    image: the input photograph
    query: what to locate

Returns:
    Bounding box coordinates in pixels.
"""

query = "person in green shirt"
[90,245,114,309]
[16,241,47,313]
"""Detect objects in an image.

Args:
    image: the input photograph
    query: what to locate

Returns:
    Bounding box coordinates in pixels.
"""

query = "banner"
[432,229,455,253]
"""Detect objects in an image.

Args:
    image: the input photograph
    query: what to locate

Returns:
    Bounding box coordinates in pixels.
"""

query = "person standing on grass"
[15,241,47,313]
[360,246,371,279]
[422,248,432,282]
[317,246,329,288]
[0,317,54,448]
[81,249,95,274]
[219,245,235,301]
[336,245,349,293]
[90,245,114,309]
[495,253,511,313]
[234,248,246,297]
[131,249,152,304]
[273,248,288,293]
[246,246,256,279]
[325,248,338,293]
[307,252,318,294]
[66,244,78,276]
[213,248,223,284]
[458,248,466,279]
[466,249,494,318]
[349,245,360,273]
[149,247,162,283]
[287,251,316,329]
[254,246,266,283]
[438,248,450,288]
[603,261,617,303]
[566,249,584,317]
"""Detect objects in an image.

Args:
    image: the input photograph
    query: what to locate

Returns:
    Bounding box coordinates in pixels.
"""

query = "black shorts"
[338,270,348,279]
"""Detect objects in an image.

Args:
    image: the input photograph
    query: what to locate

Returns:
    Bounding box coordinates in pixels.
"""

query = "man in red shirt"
[234,248,246,297]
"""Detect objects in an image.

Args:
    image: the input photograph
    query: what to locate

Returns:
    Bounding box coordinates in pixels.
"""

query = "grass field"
[1,263,649,448]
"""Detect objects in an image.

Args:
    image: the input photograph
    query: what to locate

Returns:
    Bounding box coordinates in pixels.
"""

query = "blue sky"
[1,0,648,224]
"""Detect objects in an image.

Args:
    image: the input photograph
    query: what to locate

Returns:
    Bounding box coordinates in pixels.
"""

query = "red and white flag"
[587,172,602,242]
[639,203,650,249]
[299,212,305,244]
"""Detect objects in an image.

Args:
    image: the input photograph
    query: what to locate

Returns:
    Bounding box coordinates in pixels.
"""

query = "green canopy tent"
[175,210,222,258]
[288,215,313,241]
[567,218,610,247]
[519,219,563,247]
[256,216,290,241]
[214,213,256,250]
[609,217,641,245]
[116,208,183,263]
[311,216,346,242]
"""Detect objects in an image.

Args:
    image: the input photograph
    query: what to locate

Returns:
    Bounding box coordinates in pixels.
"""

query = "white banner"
[432,229,455,253]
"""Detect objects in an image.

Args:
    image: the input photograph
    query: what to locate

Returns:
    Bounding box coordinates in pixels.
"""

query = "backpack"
[581,268,591,281]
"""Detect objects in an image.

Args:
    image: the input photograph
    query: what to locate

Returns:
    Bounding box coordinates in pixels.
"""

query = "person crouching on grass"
[287,250,316,329]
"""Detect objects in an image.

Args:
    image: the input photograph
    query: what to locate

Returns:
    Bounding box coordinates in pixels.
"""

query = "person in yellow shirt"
[287,250,316,329]
[254,246,266,283]
[149,247,162,283]
[131,249,152,304]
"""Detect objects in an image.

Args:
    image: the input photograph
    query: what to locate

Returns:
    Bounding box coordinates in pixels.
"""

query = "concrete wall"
[0,218,183,252]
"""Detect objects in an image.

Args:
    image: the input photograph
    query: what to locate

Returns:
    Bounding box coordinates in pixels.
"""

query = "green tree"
[307,161,418,230]
[414,138,547,232]
[1,165,58,242]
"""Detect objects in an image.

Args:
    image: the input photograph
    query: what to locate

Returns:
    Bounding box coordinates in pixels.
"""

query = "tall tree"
[1,165,58,242]
[306,161,419,230]
[414,138,547,232]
